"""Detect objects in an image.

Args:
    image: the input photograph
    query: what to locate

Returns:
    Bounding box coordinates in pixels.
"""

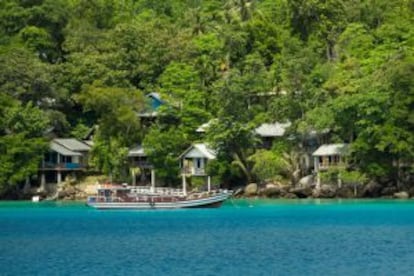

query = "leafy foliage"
[0,0,412,193]
[0,97,49,194]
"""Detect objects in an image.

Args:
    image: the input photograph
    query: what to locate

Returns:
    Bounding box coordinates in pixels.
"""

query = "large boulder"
[315,184,336,198]
[298,175,315,188]
[64,185,76,195]
[361,181,382,197]
[282,192,298,199]
[290,186,313,198]
[394,191,409,199]
[259,182,287,198]
[265,182,281,189]
[261,187,282,198]
[336,186,356,198]
[244,183,258,196]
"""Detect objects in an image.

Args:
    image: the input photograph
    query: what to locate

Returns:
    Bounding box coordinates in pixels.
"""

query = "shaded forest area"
[0,0,413,196]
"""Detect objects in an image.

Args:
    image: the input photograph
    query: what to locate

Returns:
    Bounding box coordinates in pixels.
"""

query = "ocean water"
[0,199,414,276]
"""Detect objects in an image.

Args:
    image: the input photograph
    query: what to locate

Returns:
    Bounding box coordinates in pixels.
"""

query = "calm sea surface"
[0,199,414,275]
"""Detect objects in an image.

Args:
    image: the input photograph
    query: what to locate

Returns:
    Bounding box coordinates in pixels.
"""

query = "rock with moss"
[314,184,336,198]
[244,183,258,196]
[336,185,356,198]
[261,187,283,198]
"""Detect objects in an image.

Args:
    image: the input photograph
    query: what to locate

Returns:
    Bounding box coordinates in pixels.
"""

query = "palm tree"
[224,0,255,22]
[281,150,301,187]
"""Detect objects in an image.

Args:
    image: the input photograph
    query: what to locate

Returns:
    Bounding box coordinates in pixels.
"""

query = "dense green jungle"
[0,0,413,197]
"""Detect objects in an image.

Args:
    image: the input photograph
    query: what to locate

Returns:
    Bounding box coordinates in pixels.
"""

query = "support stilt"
[23,176,31,194]
[182,174,187,196]
[57,171,62,184]
[151,169,155,193]
[40,173,46,192]
[207,176,211,192]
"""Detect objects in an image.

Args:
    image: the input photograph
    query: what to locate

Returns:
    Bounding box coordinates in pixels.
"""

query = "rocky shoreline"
[234,181,413,200]
[9,174,414,201]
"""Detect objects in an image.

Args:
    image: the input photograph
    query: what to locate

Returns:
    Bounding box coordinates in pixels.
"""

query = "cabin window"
[45,152,58,163]
[196,158,201,168]
[321,157,329,167]
[61,156,72,163]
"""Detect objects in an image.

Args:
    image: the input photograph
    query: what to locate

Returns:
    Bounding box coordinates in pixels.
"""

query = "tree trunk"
[396,157,401,191]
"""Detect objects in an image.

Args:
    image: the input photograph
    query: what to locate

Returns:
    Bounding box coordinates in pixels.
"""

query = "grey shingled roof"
[54,138,91,151]
[196,119,218,133]
[50,141,81,156]
[312,144,349,156]
[128,145,146,157]
[197,120,291,137]
[83,140,94,147]
[255,122,291,137]
[196,122,211,133]
[179,143,217,160]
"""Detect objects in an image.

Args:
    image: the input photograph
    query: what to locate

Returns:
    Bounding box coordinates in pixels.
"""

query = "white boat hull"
[87,192,230,210]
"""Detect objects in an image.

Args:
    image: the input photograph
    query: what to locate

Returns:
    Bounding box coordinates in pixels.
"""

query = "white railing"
[183,167,206,175]
[129,186,184,196]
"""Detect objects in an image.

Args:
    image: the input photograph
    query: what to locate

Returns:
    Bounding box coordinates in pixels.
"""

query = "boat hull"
[86,192,230,210]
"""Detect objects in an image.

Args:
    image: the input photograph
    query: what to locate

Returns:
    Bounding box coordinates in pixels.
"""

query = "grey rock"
[262,187,282,198]
[290,186,313,198]
[336,186,356,198]
[298,175,315,188]
[265,183,279,189]
[282,192,298,199]
[362,181,382,197]
[318,184,336,198]
[394,191,409,199]
[244,183,258,196]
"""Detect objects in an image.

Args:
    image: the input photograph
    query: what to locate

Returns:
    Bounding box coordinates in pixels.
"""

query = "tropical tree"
[75,83,145,180]
[0,97,50,196]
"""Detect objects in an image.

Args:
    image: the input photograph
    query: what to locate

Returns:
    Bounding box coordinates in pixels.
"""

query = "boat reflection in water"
[87,184,232,210]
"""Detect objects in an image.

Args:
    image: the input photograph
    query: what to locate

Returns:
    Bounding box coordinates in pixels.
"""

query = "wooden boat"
[86,184,231,210]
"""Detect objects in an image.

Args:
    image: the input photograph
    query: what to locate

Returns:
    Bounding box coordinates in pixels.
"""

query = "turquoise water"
[1,199,414,275]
